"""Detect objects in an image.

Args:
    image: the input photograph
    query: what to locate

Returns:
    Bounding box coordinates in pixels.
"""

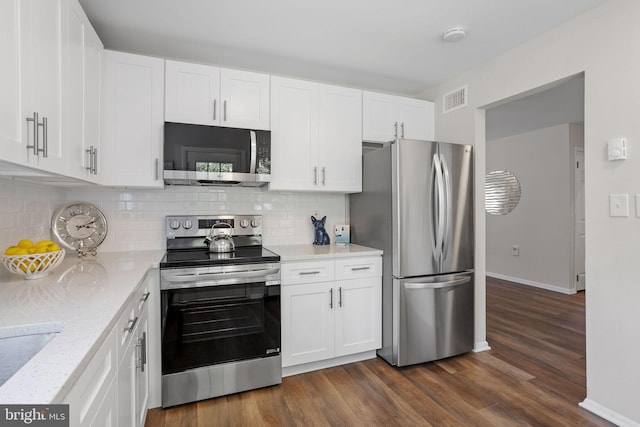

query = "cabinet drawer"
[335,256,381,280]
[116,297,138,364]
[281,260,335,285]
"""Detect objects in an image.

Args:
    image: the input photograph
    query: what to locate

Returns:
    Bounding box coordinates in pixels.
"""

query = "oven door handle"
[161,266,280,284]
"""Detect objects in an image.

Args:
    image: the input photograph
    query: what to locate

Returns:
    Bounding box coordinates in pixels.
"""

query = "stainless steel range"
[159,214,281,408]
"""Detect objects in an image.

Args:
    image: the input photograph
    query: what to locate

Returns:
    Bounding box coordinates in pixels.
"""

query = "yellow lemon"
[27,247,36,254]
[17,239,34,249]
[4,246,19,255]
[34,246,48,254]
[46,243,61,252]
[35,240,54,247]
[14,248,29,256]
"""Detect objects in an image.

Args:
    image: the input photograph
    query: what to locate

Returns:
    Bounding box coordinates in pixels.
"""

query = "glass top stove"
[160,246,280,269]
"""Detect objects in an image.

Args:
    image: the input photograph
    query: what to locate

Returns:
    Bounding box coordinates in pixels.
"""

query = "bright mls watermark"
[0,405,68,426]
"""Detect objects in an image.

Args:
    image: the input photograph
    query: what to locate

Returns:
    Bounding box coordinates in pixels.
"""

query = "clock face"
[52,202,108,254]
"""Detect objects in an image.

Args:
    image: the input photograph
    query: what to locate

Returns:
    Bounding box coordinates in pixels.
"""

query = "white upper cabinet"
[0,0,23,165]
[101,51,165,187]
[64,0,103,182]
[165,60,270,130]
[362,91,434,143]
[0,0,67,173]
[270,76,362,193]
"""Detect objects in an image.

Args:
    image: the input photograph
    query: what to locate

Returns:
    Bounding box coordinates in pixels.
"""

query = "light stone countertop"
[0,250,164,404]
[267,243,382,262]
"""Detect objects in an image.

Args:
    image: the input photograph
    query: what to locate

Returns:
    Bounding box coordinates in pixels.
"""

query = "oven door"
[161,280,280,375]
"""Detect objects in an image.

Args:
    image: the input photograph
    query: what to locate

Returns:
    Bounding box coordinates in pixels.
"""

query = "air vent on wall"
[443,85,468,113]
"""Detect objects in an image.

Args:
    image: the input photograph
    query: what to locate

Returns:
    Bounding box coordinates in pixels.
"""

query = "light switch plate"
[609,194,629,217]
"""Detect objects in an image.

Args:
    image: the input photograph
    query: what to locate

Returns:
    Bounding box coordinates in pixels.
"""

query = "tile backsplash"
[1,180,348,253]
[64,185,347,252]
[0,179,66,249]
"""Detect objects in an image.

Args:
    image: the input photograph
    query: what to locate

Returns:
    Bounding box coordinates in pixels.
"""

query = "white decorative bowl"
[1,250,66,280]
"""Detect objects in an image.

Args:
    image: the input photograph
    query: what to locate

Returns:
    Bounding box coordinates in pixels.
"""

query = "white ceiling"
[79,0,605,96]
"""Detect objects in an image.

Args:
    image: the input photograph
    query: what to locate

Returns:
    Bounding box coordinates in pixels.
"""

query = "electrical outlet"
[512,245,519,256]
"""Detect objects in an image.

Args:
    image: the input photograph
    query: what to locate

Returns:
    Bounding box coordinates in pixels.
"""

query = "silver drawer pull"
[140,292,150,302]
[299,271,321,276]
[351,266,370,271]
[124,316,138,334]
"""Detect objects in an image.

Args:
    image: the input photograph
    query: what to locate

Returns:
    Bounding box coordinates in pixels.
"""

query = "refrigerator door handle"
[431,153,445,265]
[439,153,452,261]
[403,275,471,290]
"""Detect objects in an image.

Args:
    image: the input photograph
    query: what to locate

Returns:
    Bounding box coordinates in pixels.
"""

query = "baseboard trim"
[579,398,640,426]
[473,341,491,353]
[486,272,576,295]
[282,351,377,377]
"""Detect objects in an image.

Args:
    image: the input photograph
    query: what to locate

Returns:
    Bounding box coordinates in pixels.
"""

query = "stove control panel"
[165,215,263,239]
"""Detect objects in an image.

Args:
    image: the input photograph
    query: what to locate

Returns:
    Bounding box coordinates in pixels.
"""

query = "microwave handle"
[249,130,257,174]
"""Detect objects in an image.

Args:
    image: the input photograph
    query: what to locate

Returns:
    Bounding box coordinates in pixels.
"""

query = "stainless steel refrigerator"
[350,139,474,367]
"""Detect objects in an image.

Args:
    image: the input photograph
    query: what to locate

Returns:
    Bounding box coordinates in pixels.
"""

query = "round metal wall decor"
[485,170,521,215]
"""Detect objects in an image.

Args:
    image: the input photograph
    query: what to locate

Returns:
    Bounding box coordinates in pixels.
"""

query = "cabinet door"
[117,329,137,427]
[281,282,335,367]
[89,379,117,427]
[220,68,270,130]
[135,308,149,427]
[83,24,103,181]
[362,91,398,143]
[318,84,362,192]
[0,0,24,164]
[269,76,319,191]
[334,277,382,357]
[398,98,434,141]
[165,60,220,126]
[65,0,102,182]
[20,0,66,173]
[101,50,164,187]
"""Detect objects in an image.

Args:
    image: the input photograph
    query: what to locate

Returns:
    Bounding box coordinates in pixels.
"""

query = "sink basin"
[0,322,63,387]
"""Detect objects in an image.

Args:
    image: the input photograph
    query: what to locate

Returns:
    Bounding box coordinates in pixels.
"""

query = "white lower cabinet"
[281,256,381,373]
[63,273,151,427]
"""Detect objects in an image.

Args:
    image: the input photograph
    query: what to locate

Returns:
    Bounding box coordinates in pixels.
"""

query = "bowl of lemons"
[2,239,65,280]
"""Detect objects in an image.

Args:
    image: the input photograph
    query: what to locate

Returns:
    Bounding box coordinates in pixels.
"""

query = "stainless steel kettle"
[204,223,235,253]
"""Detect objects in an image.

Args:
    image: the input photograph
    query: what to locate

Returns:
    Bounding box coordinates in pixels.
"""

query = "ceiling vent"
[443,85,468,113]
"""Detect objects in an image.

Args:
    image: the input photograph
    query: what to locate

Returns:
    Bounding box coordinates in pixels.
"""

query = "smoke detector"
[442,27,466,42]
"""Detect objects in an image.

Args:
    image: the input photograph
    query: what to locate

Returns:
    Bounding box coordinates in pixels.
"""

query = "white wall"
[486,124,582,294]
[420,0,640,424]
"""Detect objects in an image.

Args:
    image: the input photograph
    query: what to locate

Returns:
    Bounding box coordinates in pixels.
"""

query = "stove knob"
[251,218,260,228]
[239,219,250,228]
[169,219,181,230]
[183,220,193,230]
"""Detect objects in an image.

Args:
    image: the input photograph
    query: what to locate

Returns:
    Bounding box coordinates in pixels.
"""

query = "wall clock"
[52,202,108,257]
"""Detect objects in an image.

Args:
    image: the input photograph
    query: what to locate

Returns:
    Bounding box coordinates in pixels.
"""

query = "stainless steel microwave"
[163,122,271,186]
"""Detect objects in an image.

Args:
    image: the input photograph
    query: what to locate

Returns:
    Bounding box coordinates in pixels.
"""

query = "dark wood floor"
[146,277,614,426]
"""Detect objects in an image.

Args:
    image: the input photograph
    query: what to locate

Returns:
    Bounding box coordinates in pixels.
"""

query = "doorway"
[484,74,585,294]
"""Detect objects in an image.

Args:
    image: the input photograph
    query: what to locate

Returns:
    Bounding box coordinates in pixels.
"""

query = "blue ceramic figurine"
[311,216,330,245]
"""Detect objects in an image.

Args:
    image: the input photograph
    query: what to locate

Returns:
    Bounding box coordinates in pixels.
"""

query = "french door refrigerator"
[350,139,474,366]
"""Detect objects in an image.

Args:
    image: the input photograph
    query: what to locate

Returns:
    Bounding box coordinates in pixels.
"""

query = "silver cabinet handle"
[124,316,138,334]
[213,99,217,121]
[299,271,320,276]
[85,146,93,172]
[401,122,405,139]
[223,100,227,121]
[92,148,98,174]
[351,266,370,271]
[26,112,39,155]
[329,288,333,309]
[321,167,326,185]
[140,291,150,302]
[313,166,318,185]
[155,158,159,180]
[40,117,48,157]
[136,332,147,371]
[394,121,398,138]
[338,287,342,307]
